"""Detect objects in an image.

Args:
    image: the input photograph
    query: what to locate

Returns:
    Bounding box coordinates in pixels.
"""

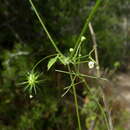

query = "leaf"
[47,56,58,70]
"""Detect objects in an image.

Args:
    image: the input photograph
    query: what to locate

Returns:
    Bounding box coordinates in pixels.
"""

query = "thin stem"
[64,81,83,90]
[32,54,57,71]
[55,69,107,80]
[80,78,110,130]
[88,22,113,130]
[71,0,101,57]
[88,22,100,77]
[102,92,113,130]
[28,0,63,56]
[67,65,82,130]
[74,48,95,60]
[61,75,77,97]
[74,41,82,58]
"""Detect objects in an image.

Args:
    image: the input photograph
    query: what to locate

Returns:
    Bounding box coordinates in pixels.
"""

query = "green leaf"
[47,56,58,70]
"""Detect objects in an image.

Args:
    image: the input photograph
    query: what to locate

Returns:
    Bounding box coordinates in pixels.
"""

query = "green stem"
[28,0,63,56]
[67,65,82,130]
[71,0,101,57]
[55,69,107,80]
[32,54,57,71]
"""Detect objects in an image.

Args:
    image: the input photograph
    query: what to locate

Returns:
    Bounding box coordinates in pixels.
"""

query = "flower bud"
[81,36,86,42]
[69,48,74,52]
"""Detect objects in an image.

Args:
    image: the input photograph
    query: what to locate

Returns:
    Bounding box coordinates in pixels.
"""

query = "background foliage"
[0,0,130,129]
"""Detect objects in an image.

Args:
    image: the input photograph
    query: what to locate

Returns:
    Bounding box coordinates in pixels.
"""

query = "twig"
[89,22,113,130]
[88,22,100,77]
[88,120,96,130]
[102,93,113,130]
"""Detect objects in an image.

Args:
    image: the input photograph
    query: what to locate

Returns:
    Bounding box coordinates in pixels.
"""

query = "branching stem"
[68,65,82,130]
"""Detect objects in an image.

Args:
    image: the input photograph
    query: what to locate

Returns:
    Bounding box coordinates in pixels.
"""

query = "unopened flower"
[81,36,86,42]
[69,48,74,52]
[88,61,94,69]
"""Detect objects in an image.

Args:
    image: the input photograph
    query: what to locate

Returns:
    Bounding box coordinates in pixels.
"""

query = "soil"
[111,72,130,129]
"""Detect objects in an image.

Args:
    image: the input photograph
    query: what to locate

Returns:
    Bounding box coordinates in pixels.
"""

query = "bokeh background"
[0,0,130,129]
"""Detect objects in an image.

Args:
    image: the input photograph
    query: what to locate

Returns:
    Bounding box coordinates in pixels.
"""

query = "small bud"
[79,54,82,57]
[81,36,86,42]
[69,48,74,52]
[88,61,94,69]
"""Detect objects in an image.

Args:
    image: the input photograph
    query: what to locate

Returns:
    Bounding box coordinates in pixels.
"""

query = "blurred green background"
[0,0,130,129]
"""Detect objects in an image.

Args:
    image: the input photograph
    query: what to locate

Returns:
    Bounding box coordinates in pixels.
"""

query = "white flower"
[29,94,33,99]
[81,36,86,42]
[69,48,74,52]
[88,61,94,69]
